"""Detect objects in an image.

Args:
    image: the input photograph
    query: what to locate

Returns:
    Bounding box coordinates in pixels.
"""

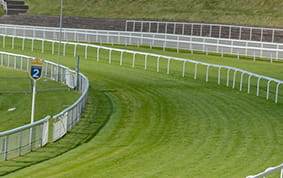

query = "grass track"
[0,67,80,132]
[5,62,283,178]
[0,87,113,175]
[0,40,283,177]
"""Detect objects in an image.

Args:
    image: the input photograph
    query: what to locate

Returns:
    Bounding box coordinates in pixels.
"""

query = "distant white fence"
[246,163,283,178]
[125,20,283,43]
[0,24,282,62]
[0,51,89,160]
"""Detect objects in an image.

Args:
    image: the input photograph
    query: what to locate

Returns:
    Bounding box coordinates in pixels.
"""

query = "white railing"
[125,20,283,43]
[0,51,89,160]
[1,34,282,104]
[0,24,282,62]
[246,163,283,178]
[0,115,50,161]
[52,67,89,142]
[0,0,7,15]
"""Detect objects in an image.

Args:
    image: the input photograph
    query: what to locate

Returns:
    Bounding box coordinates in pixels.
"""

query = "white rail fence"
[0,115,50,161]
[1,34,282,104]
[0,51,89,160]
[125,20,283,43]
[246,163,283,178]
[0,24,282,62]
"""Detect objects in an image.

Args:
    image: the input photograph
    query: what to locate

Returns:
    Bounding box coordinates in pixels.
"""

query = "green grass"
[0,66,80,132]
[5,60,283,178]
[0,6,4,17]
[24,0,283,27]
[0,38,282,177]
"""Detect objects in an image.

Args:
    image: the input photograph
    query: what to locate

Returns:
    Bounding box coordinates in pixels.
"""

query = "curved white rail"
[0,51,89,160]
[246,163,283,178]
[1,33,282,104]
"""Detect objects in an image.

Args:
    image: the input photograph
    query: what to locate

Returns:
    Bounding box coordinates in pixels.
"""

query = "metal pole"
[76,56,80,90]
[57,0,64,81]
[30,79,36,150]
[31,80,36,123]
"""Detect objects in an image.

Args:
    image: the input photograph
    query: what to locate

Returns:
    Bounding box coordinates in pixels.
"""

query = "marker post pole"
[29,58,44,150]
[30,80,36,124]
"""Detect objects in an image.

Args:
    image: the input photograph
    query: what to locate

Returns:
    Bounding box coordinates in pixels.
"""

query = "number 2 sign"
[30,58,44,80]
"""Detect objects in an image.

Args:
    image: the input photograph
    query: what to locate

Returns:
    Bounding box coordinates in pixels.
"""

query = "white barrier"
[0,116,50,160]
[0,24,282,62]
[246,163,283,178]
[0,51,89,160]
[1,34,282,104]
[125,20,283,43]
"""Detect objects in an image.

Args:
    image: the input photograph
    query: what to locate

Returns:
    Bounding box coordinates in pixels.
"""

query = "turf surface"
[0,39,283,177]
[0,67,80,132]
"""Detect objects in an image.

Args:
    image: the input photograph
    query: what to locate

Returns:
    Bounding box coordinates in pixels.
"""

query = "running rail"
[0,51,89,160]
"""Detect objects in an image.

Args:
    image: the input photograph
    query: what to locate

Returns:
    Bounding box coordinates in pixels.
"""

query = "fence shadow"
[0,88,114,176]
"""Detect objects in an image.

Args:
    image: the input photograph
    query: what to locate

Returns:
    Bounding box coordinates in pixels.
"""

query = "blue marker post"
[29,58,44,150]
[29,58,44,124]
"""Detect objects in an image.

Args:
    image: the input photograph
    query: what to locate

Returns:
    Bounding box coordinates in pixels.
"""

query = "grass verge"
[0,67,80,132]
[24,0,283,27]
